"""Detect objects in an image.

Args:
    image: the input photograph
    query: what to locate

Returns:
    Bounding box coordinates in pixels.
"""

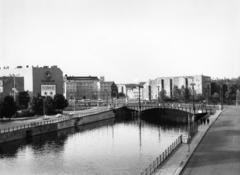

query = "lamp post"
[9,74,20,101]
[74,97,76,112]
[190,83,196,116]
[105,90,109,107]
[157,85,160,104]
[112,91,117,106]
[236,90,239,106]
[220,80,224,110]
[126,87,128,104]
[204,85,209,105]
[42,96,46,116]
[136,84,143,114]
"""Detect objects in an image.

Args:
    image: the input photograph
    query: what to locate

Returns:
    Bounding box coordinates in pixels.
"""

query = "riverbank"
[154,109,224,175]
[0,107,115,144]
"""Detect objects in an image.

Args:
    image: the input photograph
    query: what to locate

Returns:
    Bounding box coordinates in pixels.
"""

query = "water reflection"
[0,118,115,159]
[0,115,189,175]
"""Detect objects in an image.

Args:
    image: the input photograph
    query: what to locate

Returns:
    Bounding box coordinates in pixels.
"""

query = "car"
[43,115,50,120]
[55,114,62,118]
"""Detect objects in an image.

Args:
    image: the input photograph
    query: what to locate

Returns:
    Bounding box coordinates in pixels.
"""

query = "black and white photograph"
[0,0,240,175]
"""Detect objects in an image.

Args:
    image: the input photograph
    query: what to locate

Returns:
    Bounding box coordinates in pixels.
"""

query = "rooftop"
[66,76,99,81]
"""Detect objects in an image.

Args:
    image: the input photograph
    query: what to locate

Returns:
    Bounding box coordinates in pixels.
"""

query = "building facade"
[117,84,144,101]
[143,75,211,101]
[0,65,63,98]
[0,77,24,100]
[100,79,118,100]
[117,84,126,96]
[63,76,100,100]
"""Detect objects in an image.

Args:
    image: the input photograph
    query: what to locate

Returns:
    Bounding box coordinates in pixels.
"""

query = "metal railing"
[126,103,218,114]
[140,135,182,175]
[0,108,111,134]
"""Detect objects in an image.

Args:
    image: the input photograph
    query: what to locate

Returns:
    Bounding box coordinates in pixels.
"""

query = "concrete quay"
[154,107,225,175]
[0,107,114,143]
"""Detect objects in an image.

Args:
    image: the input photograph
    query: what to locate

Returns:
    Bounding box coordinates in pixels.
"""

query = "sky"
[1,0,240,84]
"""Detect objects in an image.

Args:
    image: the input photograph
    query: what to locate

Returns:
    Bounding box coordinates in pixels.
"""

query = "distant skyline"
[1,0,240,84]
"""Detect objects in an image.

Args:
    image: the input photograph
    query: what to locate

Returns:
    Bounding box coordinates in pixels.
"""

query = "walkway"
[180,106,240,175]
[154,107,224,175]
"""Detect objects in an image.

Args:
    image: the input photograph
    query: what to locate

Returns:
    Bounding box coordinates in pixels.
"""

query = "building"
[0,65,63,98]
[63,75,100,100]
[0,76,24,100]
[143,75,211,101]
[100,76,118,100]
[117,84,144,101]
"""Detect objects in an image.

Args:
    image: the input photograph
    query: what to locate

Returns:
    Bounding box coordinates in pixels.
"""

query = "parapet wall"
[0,110,115,144]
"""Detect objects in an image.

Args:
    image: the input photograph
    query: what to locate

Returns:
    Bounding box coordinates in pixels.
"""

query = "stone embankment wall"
[139,108,210,124]
[0,110,114,144]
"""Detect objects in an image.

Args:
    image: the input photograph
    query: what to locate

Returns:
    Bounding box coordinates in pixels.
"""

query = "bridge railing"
[140,135,182,175]
[126,103,218,114]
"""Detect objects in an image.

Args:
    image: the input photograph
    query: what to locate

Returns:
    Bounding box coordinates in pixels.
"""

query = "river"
[0,115,188,175]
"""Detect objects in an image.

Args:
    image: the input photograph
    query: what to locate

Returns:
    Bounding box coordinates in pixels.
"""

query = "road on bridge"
[180,106,240,175]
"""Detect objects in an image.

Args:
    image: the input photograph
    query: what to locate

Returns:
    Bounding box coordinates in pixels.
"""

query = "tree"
[45,96,55,115]
[176,86,190,102]
[196,94,205,101]
[172,86,181,100]
[0,96,18,119]
[30,93,43,115]
[211,92,220,103]
[18,91,30,109]
[159,89,167,103]
[53,94,68,111]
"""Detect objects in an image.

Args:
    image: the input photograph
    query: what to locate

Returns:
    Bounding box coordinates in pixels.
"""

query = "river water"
[0,115,188,175]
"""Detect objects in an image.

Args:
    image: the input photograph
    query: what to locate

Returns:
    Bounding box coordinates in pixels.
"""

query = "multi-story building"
[63,75,100,100]
[99,76,118,100]
[0,65,63,98]
[143,75,211,100]
[64,75,118,100]
[117,84,144,101]
[0,76,24,100]
[117,84,127,96]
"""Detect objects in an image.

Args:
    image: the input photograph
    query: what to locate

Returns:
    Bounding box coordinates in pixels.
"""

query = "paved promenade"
[154,107,225,175]
[180,106,240,175]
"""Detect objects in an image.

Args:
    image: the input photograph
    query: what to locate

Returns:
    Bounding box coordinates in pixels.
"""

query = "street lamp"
[42,96,46,116]
[104,89,109,107]
[9,74,20,101]
[190,83,196,116]
[74,97,76,112]
[220,80,224,110]
[157,85,160,104]
[112,91,117,106]
[136,84,143,114]
[204,85,209,105]
[236,90,240,106]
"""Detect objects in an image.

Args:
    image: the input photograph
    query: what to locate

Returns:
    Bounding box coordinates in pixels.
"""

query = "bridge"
[126,103,219,115]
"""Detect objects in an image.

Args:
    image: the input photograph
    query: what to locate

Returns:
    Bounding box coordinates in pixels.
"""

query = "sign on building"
[41,85,56,97]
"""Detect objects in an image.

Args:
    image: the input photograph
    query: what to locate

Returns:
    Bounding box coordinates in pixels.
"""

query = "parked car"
[55,114,62,118]
[43,115,50,120]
